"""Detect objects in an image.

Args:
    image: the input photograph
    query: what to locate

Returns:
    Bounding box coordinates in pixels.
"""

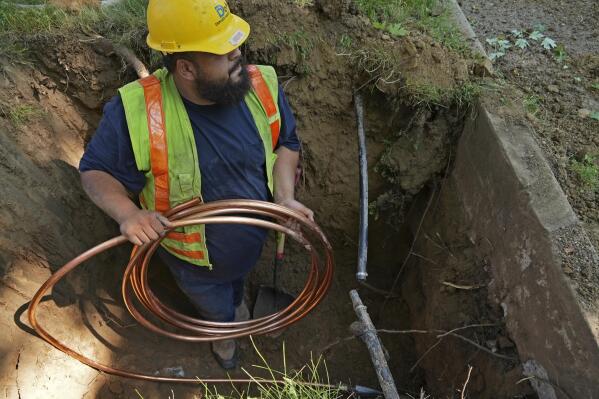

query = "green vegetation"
[354,0,470,53]
[0,0,152,64]
[570,154,599,191]
[0,103,43,126]
[137,339,341,399]
[342,44,479,107]
[338,33,353,51]
[523,94,541,115]
[270,29,315,75]
[293,0,314,7]
[485,26,562,63]
[415,81,480,108]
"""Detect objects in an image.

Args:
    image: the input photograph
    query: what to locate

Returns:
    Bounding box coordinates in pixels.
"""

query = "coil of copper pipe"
[27,199,335,385]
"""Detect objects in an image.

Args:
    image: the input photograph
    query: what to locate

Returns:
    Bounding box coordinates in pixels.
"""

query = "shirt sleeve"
[275,85,301,152]
[79,95,146,194]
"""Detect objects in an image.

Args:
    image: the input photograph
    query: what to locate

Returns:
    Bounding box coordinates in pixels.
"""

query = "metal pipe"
[27,199,335,385]
[354,94,369,281]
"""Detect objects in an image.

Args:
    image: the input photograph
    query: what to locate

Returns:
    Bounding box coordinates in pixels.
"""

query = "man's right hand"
[119,209,173,246]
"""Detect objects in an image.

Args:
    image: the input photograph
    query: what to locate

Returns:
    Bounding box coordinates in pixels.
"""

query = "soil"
[0,1,537,398]
[459,0,599,251]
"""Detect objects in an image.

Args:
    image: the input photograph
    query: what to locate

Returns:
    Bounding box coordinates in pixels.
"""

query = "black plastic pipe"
[354,94,369,281]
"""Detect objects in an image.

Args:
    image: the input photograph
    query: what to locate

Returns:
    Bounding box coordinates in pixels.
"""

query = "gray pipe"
[354,95,369,281]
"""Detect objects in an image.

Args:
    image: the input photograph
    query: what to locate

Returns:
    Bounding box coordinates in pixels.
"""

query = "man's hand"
[273,147,315,224]
[120,209,173,246]
[277,198,315,222]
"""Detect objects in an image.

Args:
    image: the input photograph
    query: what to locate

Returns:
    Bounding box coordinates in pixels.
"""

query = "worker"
[78,0,313,370]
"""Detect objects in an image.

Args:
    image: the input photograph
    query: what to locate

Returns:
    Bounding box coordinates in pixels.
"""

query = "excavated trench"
[0,55,532,399]
[1,2,598,399]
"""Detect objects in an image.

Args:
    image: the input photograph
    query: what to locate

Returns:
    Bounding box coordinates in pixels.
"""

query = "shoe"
[211,339,238,370]
[234,301,250,322]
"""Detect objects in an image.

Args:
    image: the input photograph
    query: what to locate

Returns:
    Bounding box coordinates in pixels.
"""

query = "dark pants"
[163,260,245,323]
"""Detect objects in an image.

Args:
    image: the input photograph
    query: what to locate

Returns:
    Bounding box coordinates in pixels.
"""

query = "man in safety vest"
[79,0,313,369]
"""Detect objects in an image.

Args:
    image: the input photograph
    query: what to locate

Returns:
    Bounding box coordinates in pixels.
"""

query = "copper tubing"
[27,199,335,385]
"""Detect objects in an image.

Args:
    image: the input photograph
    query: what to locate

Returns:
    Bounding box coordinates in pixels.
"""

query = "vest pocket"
[178,173,194,198]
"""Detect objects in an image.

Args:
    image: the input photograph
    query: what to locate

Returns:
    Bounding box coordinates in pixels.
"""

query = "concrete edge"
[443,2,599,398]
[453,99,599,399]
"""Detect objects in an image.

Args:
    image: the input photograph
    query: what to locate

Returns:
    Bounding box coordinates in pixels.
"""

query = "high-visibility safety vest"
[118,65,281,267]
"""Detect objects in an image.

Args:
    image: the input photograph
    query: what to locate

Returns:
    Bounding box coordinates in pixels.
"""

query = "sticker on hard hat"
[214,4,230,26]
[229,30,245,46]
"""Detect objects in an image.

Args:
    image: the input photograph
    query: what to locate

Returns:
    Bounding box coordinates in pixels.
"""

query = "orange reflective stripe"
[247,65,280,148]
[163,243,205,260]
[166,231,203,243]
[139,75,170,212]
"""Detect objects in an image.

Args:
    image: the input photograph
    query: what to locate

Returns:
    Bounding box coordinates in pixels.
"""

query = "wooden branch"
[350,289,400,399]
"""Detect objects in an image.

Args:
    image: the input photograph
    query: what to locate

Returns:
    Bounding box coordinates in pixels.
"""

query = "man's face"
[183,48,251,105]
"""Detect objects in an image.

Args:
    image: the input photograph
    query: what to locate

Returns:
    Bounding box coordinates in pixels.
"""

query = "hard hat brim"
[147,13,250,55]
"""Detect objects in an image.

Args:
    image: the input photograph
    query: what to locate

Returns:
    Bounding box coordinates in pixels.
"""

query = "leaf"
[590,111,599,121]
[498,39,512,50]
[542,37,557,50]
[515,38,529,49]
[534,23,546,32]
[489,52,505,61]
[529,31,544,41]
[387,23,408,37]
[592,82,599,90]
[511,29,523,37]
[486,37,499,46]
[372,21,385,30]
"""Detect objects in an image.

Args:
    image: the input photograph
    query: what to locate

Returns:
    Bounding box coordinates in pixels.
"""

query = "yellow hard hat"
[146,0,250,55]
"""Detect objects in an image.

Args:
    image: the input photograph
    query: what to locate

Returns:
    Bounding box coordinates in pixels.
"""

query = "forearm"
[273,146,299,203]
[80,170,139,224]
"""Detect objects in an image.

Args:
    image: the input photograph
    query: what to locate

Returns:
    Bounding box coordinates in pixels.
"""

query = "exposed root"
[320,324,516,368]
[15,347,22,399]
[460,365,473,399]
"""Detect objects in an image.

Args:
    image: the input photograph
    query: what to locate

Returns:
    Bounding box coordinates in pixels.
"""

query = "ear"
[176,58,199,82]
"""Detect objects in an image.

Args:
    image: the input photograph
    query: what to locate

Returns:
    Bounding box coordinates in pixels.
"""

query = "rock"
[547,84,560,93]
[578,108,591,118]
[474,58,494,77]
[382,34,391,41]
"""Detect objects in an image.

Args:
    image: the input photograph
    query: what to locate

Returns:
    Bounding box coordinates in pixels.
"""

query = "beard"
[194,60,251,105]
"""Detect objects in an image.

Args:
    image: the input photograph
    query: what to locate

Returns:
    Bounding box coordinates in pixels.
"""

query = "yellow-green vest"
[118,66,280,267]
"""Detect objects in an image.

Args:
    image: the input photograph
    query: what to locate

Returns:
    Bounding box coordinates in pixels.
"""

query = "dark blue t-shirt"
[80,84,300,282]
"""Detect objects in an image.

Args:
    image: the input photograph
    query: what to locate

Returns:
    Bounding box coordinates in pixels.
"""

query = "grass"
[523,94,541,115]
[211,339,340,399]
[340,43,479,107]
[354,0,470,53]
[0,0,152,65]
[0,103,43,126]
[131,338,343,399]
[410,81,481,108]
[269,29,315,75]
[570,154,599,191]
[293,0,314,7]
[341,0,480,107]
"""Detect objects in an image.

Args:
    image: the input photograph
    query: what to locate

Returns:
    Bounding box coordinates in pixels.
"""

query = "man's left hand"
[277,198,315,222]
